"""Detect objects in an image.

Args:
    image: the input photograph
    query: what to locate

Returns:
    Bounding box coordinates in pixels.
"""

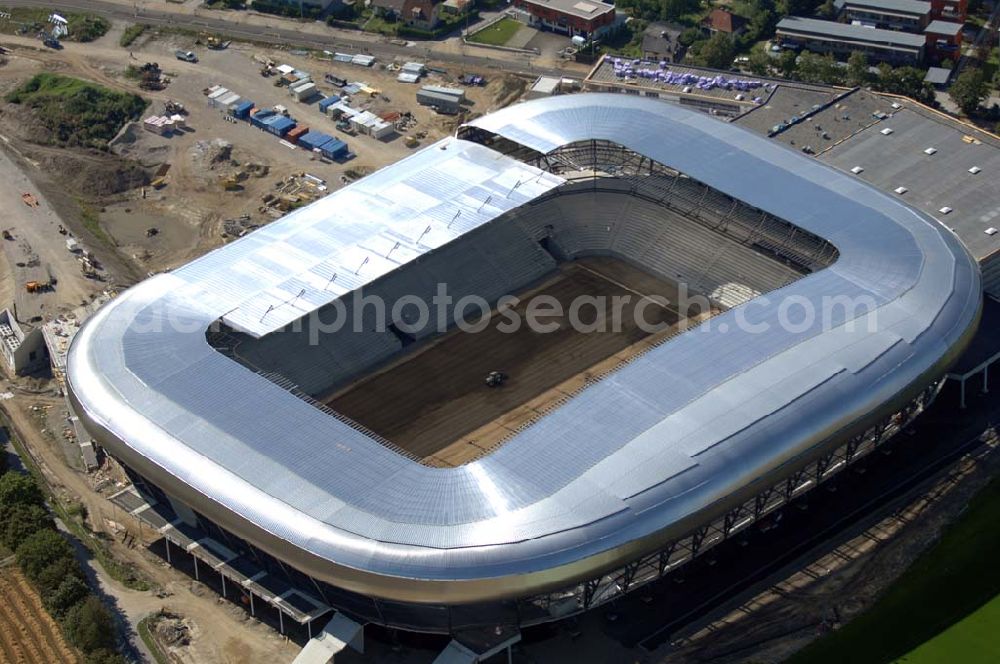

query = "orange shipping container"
[286,125,309,143]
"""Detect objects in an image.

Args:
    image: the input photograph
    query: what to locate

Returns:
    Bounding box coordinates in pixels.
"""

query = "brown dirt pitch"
[326,256,718,466]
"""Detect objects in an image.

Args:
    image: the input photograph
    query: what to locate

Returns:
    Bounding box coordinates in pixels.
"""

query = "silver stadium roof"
[67,94,980,604]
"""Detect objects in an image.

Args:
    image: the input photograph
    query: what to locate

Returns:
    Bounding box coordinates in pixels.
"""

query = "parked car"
[175,50,198,63]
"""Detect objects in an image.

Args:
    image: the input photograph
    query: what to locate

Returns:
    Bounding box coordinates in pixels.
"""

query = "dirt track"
[0,567,80,664]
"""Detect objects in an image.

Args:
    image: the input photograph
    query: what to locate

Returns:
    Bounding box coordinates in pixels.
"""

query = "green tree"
[85,649,127,664]
[874,65,934,104]
[35,557,86,598]
[45,576,91,619]
[1,502,53,551]
[847,51,871,87]
[778,49,798,78]
[699,33,736,69]
[779,0,822,15]
[15,530,76,583]
[63,596,117,653]
[0,471,44,508]
[796,52,843,84]
[663,0,701,21]
[678,26,702,47]
[747,44,772,75]
[949,68,989,116]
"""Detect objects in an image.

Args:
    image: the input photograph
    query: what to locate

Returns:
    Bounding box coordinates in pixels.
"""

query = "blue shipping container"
[318,95,342,112]
[250,109,275,129]
[298,130,334,151]
[266,116,297,137]
[233,100,254,119]
[319,138,348,160]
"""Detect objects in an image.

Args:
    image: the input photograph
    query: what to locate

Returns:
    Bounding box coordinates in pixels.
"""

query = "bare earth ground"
[327,257,711,466]
[0,29,524,274]
[0,566,80,664]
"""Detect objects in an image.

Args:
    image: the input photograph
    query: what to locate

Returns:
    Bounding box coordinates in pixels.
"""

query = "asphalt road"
[3,0,576,78]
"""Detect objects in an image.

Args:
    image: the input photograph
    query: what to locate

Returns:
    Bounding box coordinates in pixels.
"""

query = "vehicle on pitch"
[175,50,198,63]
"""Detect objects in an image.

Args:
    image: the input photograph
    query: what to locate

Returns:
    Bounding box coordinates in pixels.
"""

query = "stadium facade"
[67,95,981,636]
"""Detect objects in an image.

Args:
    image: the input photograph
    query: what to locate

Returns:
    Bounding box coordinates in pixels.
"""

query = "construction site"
[1,6,999,664]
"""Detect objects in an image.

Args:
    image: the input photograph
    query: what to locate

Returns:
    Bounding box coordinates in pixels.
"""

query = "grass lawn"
[899,594,1000,663]
[468,17,522,46]
[789,476,1000,664]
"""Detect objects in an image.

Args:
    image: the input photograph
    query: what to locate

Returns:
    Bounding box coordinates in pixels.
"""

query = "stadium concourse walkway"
[107,486,332,639]
[326,257,717,467]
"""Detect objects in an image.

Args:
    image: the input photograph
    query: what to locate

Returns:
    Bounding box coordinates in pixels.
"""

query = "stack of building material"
[143,115,175,135]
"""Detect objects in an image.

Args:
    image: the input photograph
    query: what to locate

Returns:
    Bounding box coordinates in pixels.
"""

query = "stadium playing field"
[325,256,716,466]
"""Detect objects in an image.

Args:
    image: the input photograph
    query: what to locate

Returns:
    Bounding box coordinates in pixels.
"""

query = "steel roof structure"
[67,95,980,608]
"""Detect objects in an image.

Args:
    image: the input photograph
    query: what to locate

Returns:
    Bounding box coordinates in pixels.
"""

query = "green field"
[790,476,1000,664]
[899,594,1000,663]
[467,17,522,46]
[6,73,147,149]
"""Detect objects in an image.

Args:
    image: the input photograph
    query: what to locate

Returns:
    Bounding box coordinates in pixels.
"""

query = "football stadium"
[66,95,981,647]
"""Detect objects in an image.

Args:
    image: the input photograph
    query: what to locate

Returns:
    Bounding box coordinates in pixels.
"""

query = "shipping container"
[318,95,342,113]
[416,89,462,114]
[290,81,318,102]
[420,85,465,101]
[250,109,276,129]
[298,130,335,151]
[318,137,349,160]
[264,115,297,137]
[286,125,309,144]
[232,100,254,119]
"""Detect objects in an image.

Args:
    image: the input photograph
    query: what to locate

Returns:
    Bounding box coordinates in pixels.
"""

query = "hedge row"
[0,465,125,664]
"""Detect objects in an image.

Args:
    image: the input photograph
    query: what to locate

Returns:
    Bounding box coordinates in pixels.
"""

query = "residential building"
[512,0,617,39]
[836,0,931,32]
[701,8,747,36]
[776,16,926,65]
[641,22,685,62]
[370,0,406,19]
[931,0,966,21]
[924,19,963,61]
[403,0,441,28]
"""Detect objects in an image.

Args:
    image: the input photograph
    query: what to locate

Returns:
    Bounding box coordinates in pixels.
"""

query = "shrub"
[35,557,86,598]
[45,576,91,619]
[0,502,53,551]
[0,471,45,508]
[119,24,147,48]
[67,15,110,42]
[63,596,117,653]
[6,73,148,149]
[15,529,76,583]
